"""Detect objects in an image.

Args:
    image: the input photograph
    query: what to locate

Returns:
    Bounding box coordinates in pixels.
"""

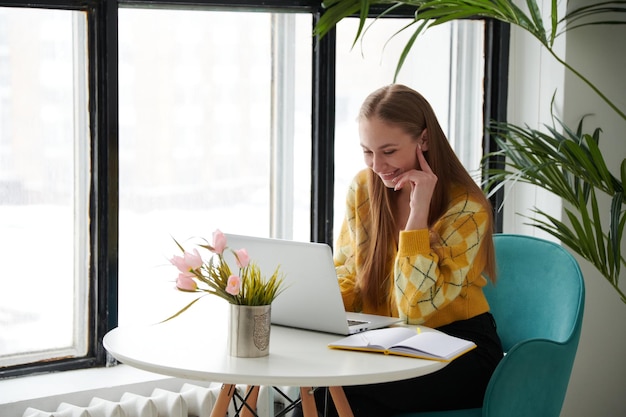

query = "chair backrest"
[390,234,585,417]
[484,234,585,352]
[481,234,585,417]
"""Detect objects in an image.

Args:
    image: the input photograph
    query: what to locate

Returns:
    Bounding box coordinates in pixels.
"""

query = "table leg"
[210,383,237,417]
[241,385,260,417]
[328,386,355,417]
[299,387,318,417]
[211,385,354,417]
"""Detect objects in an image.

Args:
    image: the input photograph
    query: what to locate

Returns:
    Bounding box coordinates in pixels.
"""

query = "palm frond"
[315,0,626,119]
[562,1,626,32]
[484,115,626,301]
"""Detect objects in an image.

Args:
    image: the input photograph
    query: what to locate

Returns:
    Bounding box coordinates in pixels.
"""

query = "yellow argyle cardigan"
[334,169,491,328]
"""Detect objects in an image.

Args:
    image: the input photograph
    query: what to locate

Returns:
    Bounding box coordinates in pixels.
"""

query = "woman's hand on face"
[392,144,438,229]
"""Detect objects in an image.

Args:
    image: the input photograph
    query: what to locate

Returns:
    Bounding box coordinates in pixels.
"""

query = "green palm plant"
[314,0,626,302]
[485,112,626,303]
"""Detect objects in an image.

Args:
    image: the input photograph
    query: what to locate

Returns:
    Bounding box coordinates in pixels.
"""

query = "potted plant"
[168,229,285,357]
[314,0,626,303]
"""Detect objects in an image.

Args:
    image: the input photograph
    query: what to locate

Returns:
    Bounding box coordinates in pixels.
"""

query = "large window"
[0,7,90,368]
[116,8,313,325]
[0,0,505,377]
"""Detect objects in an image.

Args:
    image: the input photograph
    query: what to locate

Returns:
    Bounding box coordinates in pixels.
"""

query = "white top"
[104,305,447,387]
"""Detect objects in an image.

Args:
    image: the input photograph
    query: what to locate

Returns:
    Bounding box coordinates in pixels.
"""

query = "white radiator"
[22,384,299,417]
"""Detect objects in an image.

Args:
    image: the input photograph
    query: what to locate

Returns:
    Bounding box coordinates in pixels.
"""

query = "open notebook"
[224,234,402,335]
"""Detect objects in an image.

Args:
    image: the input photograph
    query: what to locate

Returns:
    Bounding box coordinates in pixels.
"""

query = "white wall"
[505,2,626,416]
[560,11,626,417]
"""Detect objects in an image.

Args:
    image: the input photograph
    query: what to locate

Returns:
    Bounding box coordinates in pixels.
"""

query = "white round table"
[104,305,447,417]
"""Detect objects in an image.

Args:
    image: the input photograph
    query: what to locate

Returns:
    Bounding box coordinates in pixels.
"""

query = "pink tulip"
[170,249,203,273]
[184,248,203,270]
[176,274,198,291]
[170,254,188,273]
[212,229,227,254]
[226,275,241,296]
[234,248,250,268]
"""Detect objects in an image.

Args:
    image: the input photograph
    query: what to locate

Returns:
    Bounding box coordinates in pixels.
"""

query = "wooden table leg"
[299,387,318,417]
[241,385,260,417]
[211,384,353,417]
[329,386,355,417]
[210,384,236,417]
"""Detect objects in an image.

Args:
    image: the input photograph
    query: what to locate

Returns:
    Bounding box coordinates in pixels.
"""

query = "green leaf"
[314,0,362,39]
[353,0,372,50]
[584,133,615,193]
[610,191,625,280]
[159,294,209,323]
[525,0,547,44]
[548,0,558,44]
[590,189,607,269]
[393,19,429,81]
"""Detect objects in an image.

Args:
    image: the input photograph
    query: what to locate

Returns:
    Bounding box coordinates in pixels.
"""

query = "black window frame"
[0,0,508,379]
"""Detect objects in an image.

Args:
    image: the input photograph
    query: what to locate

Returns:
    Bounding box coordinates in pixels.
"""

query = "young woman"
[320,84,504,416]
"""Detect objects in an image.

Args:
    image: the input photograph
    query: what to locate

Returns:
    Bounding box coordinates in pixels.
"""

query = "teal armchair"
[394,234,585,417]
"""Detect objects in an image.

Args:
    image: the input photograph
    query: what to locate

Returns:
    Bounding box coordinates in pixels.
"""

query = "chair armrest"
[483,338,578,417]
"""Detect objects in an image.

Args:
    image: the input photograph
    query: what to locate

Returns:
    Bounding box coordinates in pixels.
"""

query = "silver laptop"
[224,233,402,335]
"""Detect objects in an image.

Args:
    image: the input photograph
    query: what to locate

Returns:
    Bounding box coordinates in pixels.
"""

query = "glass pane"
[0,7,89,366]
[118,8,312,325]
[334,18,484,240]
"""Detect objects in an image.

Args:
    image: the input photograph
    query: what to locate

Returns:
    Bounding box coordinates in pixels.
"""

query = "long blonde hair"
[357,84,496,308]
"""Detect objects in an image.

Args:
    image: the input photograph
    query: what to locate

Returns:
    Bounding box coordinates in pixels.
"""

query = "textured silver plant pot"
[228,304,271,357]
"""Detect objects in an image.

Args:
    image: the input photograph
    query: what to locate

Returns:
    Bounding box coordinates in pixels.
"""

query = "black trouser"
[312,313,503,417]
